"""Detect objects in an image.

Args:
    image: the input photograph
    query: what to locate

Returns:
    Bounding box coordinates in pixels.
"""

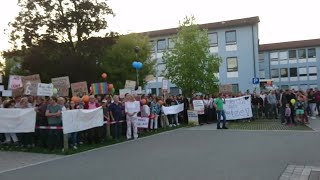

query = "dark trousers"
[111,122,122,140]
[47,124,63,150]
[269,104,278,119]
[280,106,286,123]
[208,108,217,122]
[20,133,34,146]
[217,110,226,128]
[285,116,292,124]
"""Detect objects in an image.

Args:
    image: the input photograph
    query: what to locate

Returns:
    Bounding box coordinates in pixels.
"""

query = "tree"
[9,0,114,52]
[162,16,221,96]
[101,33,155,90]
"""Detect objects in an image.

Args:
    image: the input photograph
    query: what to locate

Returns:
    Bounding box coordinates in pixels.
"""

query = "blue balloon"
[132,61,138,68]
[136,62,143,69]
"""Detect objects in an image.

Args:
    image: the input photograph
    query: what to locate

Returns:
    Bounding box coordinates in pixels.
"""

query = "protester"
[125,94,140,140]
[267,90,278,119]
[2,100,19,145]
[35,97,48,148]
[109,95,123,140]
[150,98,161,131]
[214,93,228,129]
[285,103,292,125]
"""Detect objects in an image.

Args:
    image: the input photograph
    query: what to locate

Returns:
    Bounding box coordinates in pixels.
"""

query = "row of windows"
[259,48,316,61]
[268,67,317,78]
[152,30,237,51]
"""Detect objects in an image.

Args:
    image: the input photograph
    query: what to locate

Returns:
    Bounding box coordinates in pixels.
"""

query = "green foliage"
[163,16,221,96]
[101,33,155,89]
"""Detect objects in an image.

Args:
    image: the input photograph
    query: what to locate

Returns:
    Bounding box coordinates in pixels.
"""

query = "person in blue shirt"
[109,95,124,140]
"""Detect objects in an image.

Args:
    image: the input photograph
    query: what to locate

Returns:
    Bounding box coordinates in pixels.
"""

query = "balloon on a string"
[290,99,296,105]
[72,96,79,103]
[82,95,90,103]
[101,73,107,79]
[132,61,138,68]
[108,84,114,90]
[52,88,58,95]
[136,62,143,69]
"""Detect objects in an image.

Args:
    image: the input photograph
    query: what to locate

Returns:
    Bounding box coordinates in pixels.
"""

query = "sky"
[0,0,319,51]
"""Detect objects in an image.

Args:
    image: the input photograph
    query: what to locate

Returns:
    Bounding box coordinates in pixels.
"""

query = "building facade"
[259,39,320,91]
[143,16,260,95]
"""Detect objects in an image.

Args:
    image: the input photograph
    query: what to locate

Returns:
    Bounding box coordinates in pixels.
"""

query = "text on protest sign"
[0,108,36,133]
[187,110,199,125]
[37,83,53,96]
[22,74,41,96]
[193,100,205,115]
[71,81,88,97]
[119,89,132,98]
[2,90,12,97]
[224,96,253,120]
[125,80,136,89]
[62,107,104,134]
[135,117,149,128]
[8,75,23,90]
[162,103,184,115]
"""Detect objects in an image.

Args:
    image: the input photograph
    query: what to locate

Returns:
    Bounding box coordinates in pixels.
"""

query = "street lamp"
[132,46,143,90]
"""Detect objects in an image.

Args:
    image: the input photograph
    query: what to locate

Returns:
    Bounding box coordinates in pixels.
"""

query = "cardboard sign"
[162,80,169,90]
[51,76,70,88]
[52,76,70,96]
[187,110,199,125]
[91,82,108,95]
[22,74,41,96]
[119,89,132,98]
[224,96,253,120]
[8,75,23,90]
[12,87,24,97]
[37,83,53,96]
[135,117,149,128]
[219,84,233,94]
[2,90,12,97]
[125,80,136,89]
[193,100,205,115]
[71,81,88,97]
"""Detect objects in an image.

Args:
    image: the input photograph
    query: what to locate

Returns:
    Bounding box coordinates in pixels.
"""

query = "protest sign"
[0,74,2,83]
[0,85,4,91]
[224,96,253,120]
[91,82,108,95]
[162,80,169,90]
[162,103,184,115]
[125,80,136,89]
[37,83,53,96]
[71,81,88,97]
[52,76,70,96]
[119,89,132,98]
[136,117,149,128]
[62,107,104,134]
[193,100,205,115]
[0,108,36,133]
[12,87,24,97]
[2,90,12,97]
[219,84,233,94]
[187,110,199,125]
[131,86,142,95]
[8,75,23,90]
[22,74,41,95]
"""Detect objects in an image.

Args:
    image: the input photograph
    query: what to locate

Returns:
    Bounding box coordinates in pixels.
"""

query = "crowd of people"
[0,87,319,150]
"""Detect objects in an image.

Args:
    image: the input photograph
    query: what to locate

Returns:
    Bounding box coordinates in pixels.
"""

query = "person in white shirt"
[125,94,140,140]
[58,97,67,111]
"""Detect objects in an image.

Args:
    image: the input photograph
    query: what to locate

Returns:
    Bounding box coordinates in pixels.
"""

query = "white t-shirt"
[125,101,140,117]
[141,105,150,117]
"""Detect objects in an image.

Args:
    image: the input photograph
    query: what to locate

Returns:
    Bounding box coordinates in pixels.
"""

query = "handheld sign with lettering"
[162,80,169,90]
[125,80,136,89]
[193,100,205,115]
[37,83,53,96]
[22,74,41,96]
[187,110,199,125]
[52,76,70,96]
[71,81,88,97]
[8,75,23,90]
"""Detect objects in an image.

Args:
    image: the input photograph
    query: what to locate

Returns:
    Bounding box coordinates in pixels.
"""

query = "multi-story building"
[143,16,260,95]
[259,39,320,91]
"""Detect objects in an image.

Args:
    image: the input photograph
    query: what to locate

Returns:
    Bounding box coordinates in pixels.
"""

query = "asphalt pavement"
[1,125,320,180]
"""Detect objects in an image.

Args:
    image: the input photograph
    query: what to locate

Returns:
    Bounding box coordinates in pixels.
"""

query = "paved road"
[1,125,320,180]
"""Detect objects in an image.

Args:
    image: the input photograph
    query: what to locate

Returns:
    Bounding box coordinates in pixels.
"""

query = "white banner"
[135,117,149,128]
[224,96,253,120]
[162,103,184,115]
[0,108,36,133]
[62,107,104,134]
[37,83,53,96]
[193,100,205,115]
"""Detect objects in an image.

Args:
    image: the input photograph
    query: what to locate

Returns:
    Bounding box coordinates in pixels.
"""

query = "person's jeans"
[69,132,78,146]
[269,104,278,119]
[280,106,286,123]
[217,110,226,128]
[252,105,259,119]
[309,103,316,117]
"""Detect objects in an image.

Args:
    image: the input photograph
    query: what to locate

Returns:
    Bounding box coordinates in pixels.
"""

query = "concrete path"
[1,127,320,180]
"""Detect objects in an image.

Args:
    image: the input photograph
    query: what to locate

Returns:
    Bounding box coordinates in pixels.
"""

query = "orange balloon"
[108,84,113,90]
[71,96,79,103]
[141,99,147,105]
[82,95,90,103]
[101,73,107,79]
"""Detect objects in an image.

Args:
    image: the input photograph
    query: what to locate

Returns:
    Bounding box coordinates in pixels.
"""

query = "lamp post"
[133,46,143,90]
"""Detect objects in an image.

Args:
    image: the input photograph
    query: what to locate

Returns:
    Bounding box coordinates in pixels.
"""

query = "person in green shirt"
[214,93,228,129]
[45,97,63,150]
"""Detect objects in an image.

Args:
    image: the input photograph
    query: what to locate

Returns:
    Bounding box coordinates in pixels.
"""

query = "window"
[157,63,166,76]
[149,41,155,51]
[308,48,316,58]
[279,51,288,60]
[232,84,239,94]
[259,53,264,62]
[290,68,297,77]
[168,38,175,49]
[259,70,265,79]
[309,66,317,76]
[298,49,306,59]
[270,52,279,60]
[271,69,279,78]
[299,67,307,77]
[227,57,238,72]
[208,33,218,46]
[225,31,236,44]
[157,39,166,51]
[280,68,288,77]
[289,50,297,59]
[281,85,289,90]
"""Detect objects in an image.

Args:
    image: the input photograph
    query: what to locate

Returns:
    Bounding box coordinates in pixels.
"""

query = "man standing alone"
[214,93,228,129]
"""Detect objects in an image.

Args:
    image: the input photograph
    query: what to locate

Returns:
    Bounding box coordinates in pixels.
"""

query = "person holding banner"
[214,93,228,129]
[125,94,140,140]
[2,100,19,145]
[109,95,124,140]
[150,98,161,131]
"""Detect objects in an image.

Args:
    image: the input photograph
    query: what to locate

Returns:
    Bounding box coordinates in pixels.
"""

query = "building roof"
[259,39,320,51]
[142,16,260,38]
